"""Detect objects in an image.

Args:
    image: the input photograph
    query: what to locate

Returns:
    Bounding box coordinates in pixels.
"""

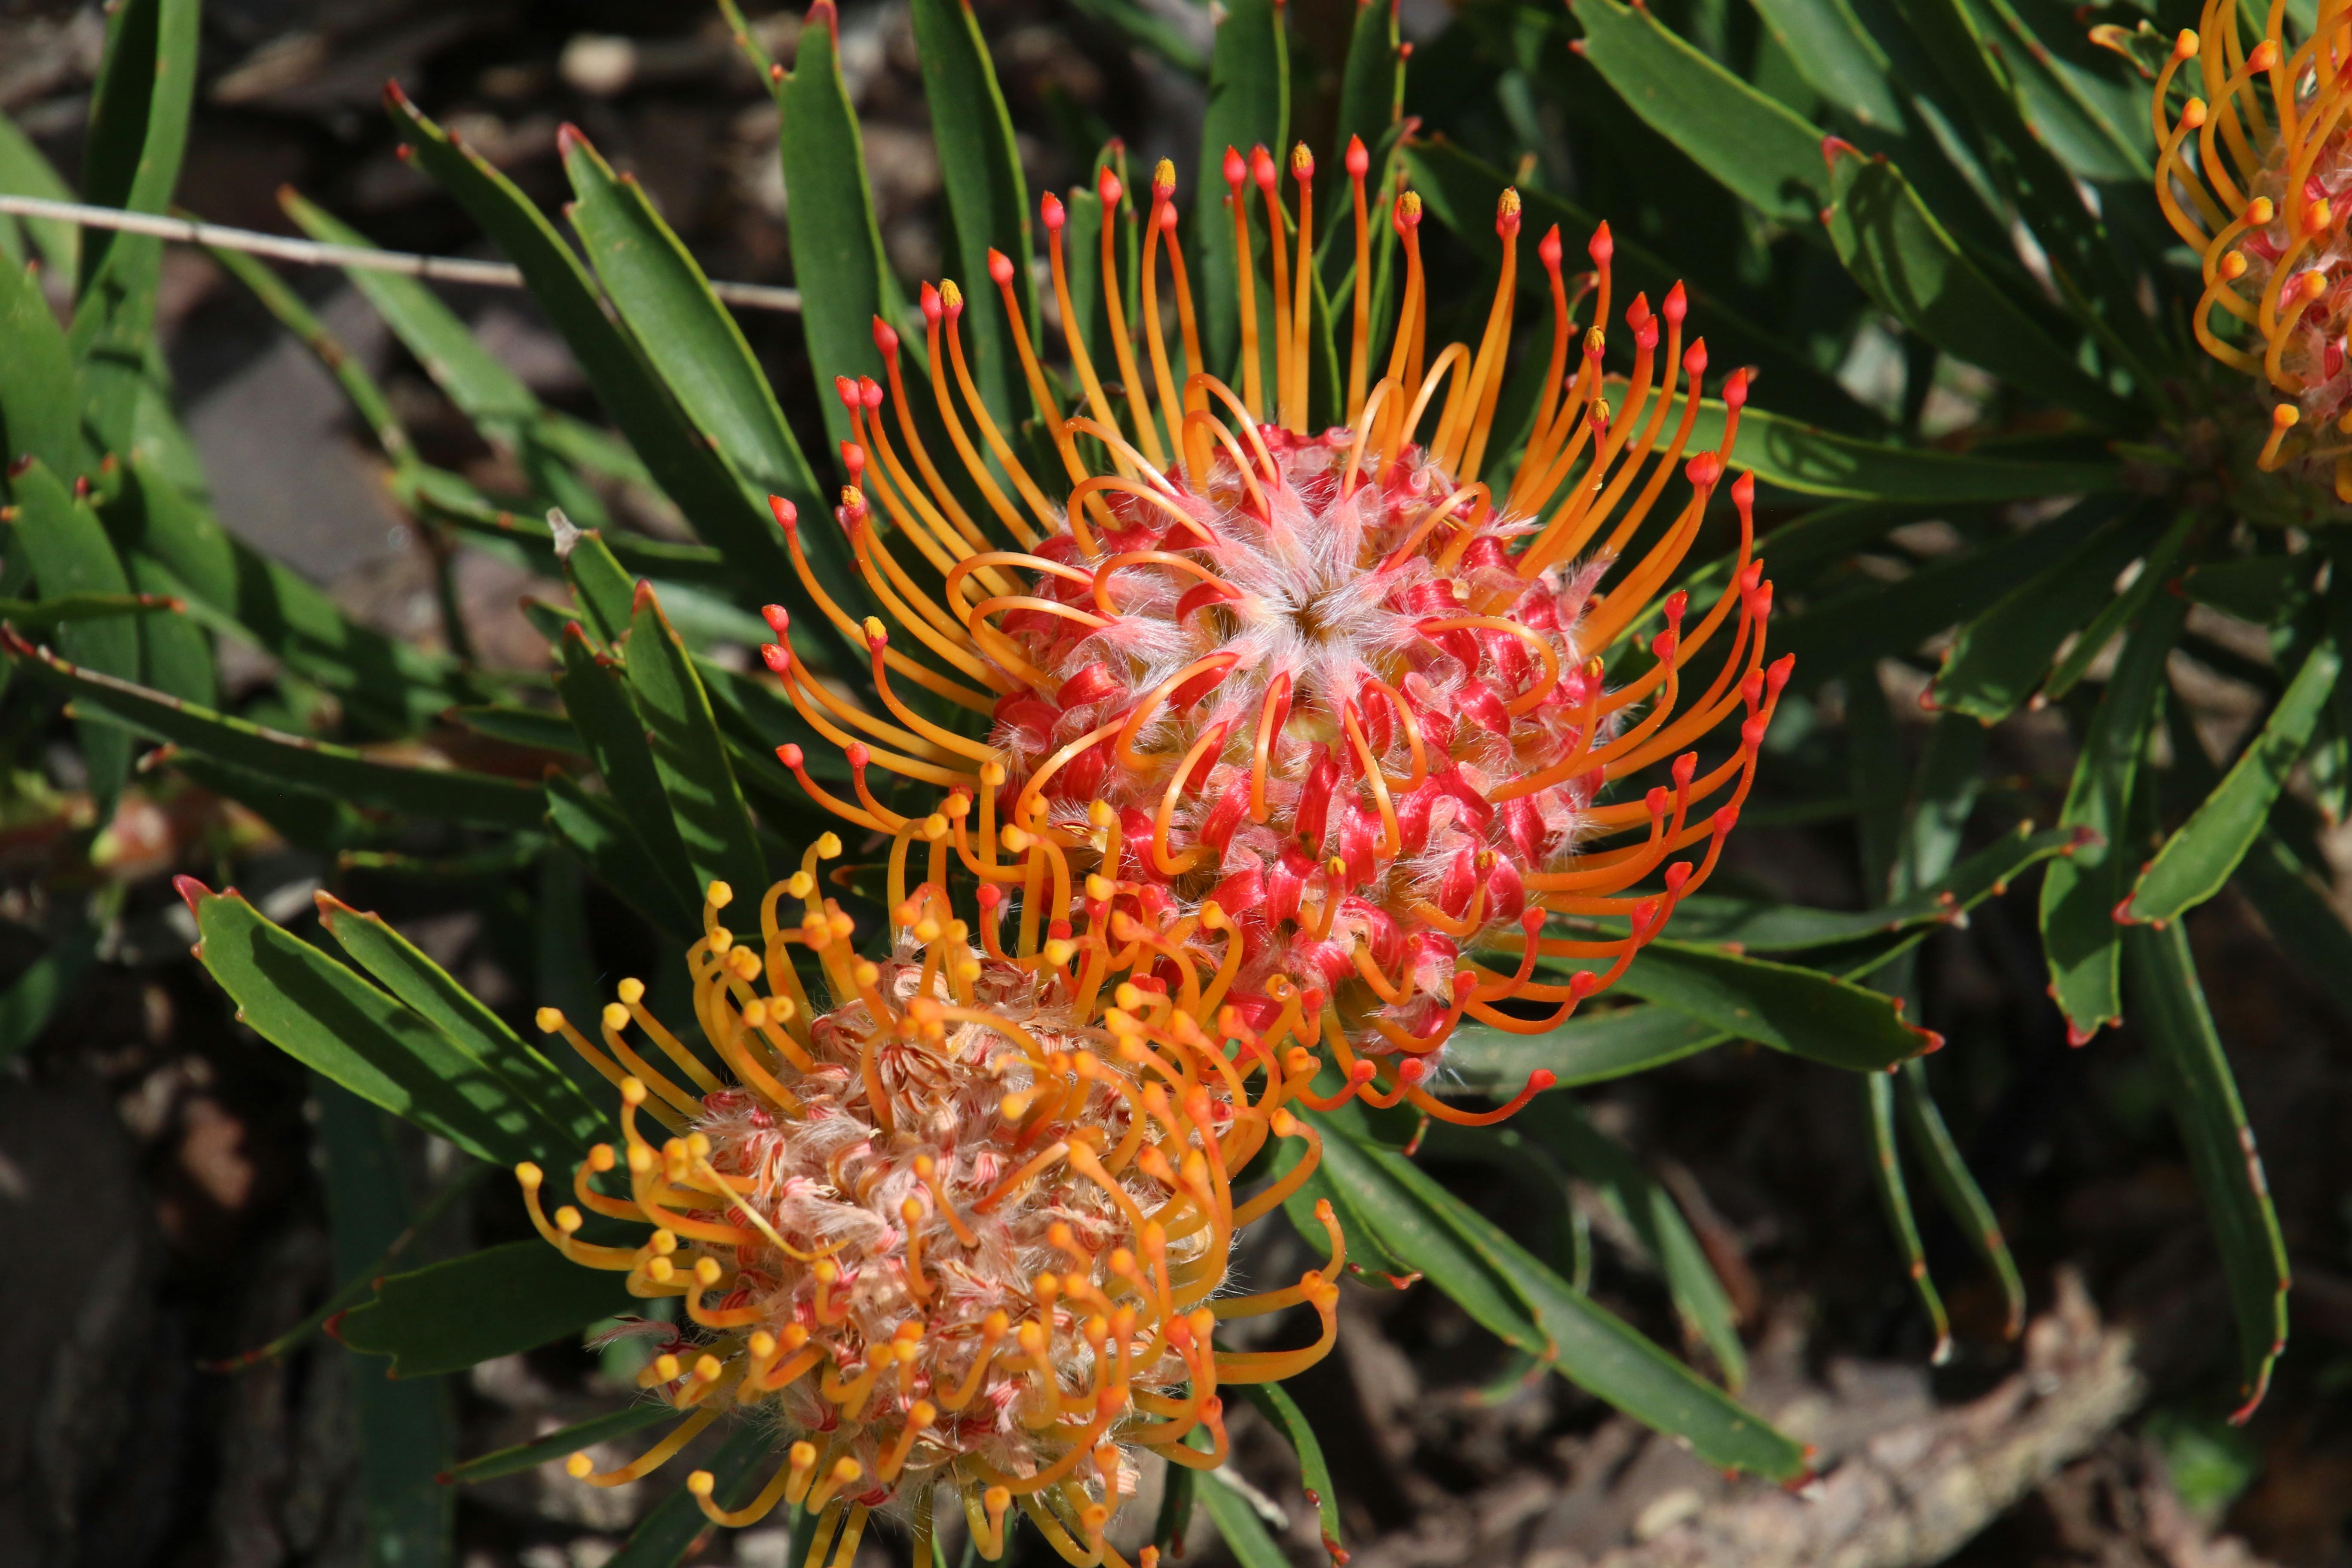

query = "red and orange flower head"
[521,872,1343,1564]
[2152,6,2352,496]
[764,146,1785,1119]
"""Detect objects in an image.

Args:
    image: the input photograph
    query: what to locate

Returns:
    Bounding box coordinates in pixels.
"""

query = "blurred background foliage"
[1,0,2349,1565]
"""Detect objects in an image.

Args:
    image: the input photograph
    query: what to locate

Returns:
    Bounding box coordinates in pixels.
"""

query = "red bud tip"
[778,743,805,769]
[1529,1070,1558,1091]
[859,377,883,409]
[871,316,900,356]
[846,742,871,770]
[1725,367,1751,409]
[1345,135,1369,178]
[834,374,858,406]
[920,282,943,324]
[1041,192,1066,232]
[987,248,1014,285]
[1663,281,1687,325]
[1537,225,1562,268]
[1589,220,1614,265]
[173,874,213,914]
[839,441,866,482]
[760,643,790,674]
[1158,202,1179,232]
[1250,144,1277,190]
[1686,452,1722,487]
[768,495,799,532]
[1223,146,1247,188]
[761,604,790,635]
[1098,165,1123,206]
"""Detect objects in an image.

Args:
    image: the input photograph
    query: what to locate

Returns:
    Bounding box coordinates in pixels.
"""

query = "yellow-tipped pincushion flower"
[2155,4,2352,496]
[761,145,1788,1123]
[520,869,1342,1565]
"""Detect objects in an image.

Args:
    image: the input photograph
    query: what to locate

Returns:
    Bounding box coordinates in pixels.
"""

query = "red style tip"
[858,376,883,410]
[1346,135,1369,178]
[1663,281,1687,325]
[1683,338,1709,377]
[833,375,858,407]
[1589,220,1614,265]
[760,643,791,674]
[987,248,1014,285]
[1731,471,1755,510]
[1537,225,1562,269]
[919,282,943,324]
[768,495,799,532]
[846,742,872,770]
[1041,191,1066,232]
[173,874,213,914]
[1098,165,1123,206]
[1686,452,1723,488]
[1223,146,1248,188]
[1529,1070,1558,1091]
[778,743,805,769]
[838,441,866,484]
[761,604,790,635]
[871,316,900,356]
[1250,144,1278,190]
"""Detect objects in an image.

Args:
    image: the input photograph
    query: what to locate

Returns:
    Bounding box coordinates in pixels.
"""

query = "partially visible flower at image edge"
[516,72,1792,1568]
[2148,2,2352,496]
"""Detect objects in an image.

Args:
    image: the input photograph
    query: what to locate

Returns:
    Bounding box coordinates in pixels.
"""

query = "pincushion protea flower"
[519,868,1341,1565]
[762,144,1787,1117]
[2153,6,2352,496]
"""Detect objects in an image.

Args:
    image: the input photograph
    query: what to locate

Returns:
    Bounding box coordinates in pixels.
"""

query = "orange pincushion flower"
[522,871,1341,1564]
[762,145,1786,1120]
[2153,7,2352,496]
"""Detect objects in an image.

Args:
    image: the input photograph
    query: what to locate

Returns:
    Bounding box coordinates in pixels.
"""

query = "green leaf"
[1678,394,2117,503]
[443,1403,673,1485]
[625,582,767,906]
[560,129,852,616]
[1315,1118,1809,1479]
[1778,496,2116,676]
[3,631,543,829]
[1567,0,1830,227]
[1066,0,1209,76]
[384,92,798,594]
[2041,593,2183,1040]
[1821,144,2133,425]
[1198,1473,1291,1568]
[1932,501,2148,722]
[2043,511,2198,704]
[1747,0,1906,132]
[0,226,85,479]
[553,623,698,904]
[314,1078,456,1568]
[446,703,584,754]
[1865,1069,1952,1361]
[1602,940,1941,1070]
[1449,1003,1727,1091]
[545,770,703,942]
[1519,1097,1747,1390]
[1197,0,1289,383]
[2122,920,2288,1418]
[337,1240,635,1378]
[2129,629,2340,925]
[8,458,139,809]
[70,0,199,459]
[1309,1118,1532,1328]
[912,0,1037,431]
[317,892,607,1147]
[1332,0,1403,192]
[1896,1057,2026,1338]
[100,456,468,733]
[0,110,79,272]
[183,882,564,1165]
[2180,556,2310,628]
[1234,1384,1344,1559]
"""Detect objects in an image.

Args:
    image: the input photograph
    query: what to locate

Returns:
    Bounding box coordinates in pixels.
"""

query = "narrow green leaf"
[337,1240,635,1377]
[1318,1121,1808,1479]
[1449,1004,1727,1091]
[3,631,542,829]
[1747,0,1906,131]
[2129,629,2340,925]
[1198,1473,1291,1568]
[2179,556,2310,627]
[203,242,410,462]
[913,0,1036,430]
[1680,394,2118,503]
[446,703,584,754]
[314,1078,456,1568]
[1520,1097,1747,1390]
[1606,940,1941,1070]
[545,770,703,942]
[2042,593,2183,1040]
[625,583,766,906]
[1865,1070,1952,1361]
[101,455,468,732]
[0,227,84,479]
[780,3,903,454]
[0,110,79,272]
[553,623,698,905]
[385,92,798,592]
[1235,1385,1344,1562]
[2123,920,2288,1417]
[2043,511,2198,704]
[1197,0,1288,383]
[1310,1124,1535,1335]
[1896,1057,2026,1338]
[183,881,557,1165]
[1822,145,2132,425]
[1932,501,2147,722]
[8,458,139,808]
[443,1403,672,1485]
[317,893,606,1146]
[1568,0,1829,226]
[1066,0,1209,75]
[70,0,199,456]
